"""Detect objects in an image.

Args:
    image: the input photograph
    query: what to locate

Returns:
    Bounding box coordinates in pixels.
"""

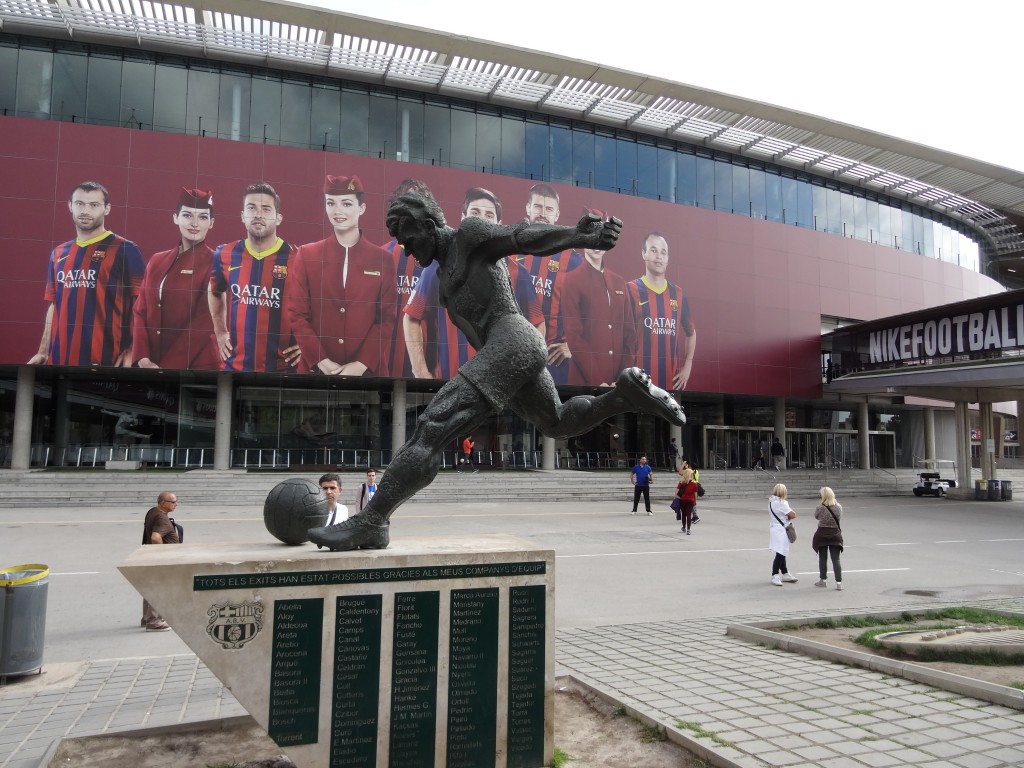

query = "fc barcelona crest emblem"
[207,600,263,650]
[91,249,107,262]
[547,260,560,273]
[670,299,679,312]
[273,264,288,279]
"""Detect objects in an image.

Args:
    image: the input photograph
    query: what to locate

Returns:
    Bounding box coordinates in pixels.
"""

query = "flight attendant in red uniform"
[133,188,219,370]
[560,207,637,387]
[286,175,398,376]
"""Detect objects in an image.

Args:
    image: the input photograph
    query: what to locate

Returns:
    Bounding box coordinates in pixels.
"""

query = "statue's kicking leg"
[308,375,492,551]
[512,366,685,438]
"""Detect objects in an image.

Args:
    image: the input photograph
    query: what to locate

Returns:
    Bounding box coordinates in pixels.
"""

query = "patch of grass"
[611,704,626,717]
[794,608,1024,666]
[551,746,575,767]
[921,608,1024,626]
[675,720,736,749]
[639,724,667,743]
[1010,682,1024,691]
[853,617,1024,665]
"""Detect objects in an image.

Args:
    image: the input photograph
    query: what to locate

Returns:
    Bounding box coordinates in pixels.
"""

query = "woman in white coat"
[768,483,798,586]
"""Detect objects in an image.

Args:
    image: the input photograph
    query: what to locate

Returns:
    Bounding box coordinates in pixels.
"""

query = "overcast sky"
[317,0,1022,174]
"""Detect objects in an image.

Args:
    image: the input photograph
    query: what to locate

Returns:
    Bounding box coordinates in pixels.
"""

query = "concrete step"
[0,467,1003,508]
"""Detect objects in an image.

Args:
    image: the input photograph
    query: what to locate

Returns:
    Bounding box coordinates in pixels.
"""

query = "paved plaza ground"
[2,486,1023,766]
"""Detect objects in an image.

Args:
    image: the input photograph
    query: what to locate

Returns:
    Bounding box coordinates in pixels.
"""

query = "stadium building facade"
[2,0,1022,473]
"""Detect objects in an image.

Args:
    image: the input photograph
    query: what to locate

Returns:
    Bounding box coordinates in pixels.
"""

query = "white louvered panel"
[589,98,644,123]
[386,59,446,87]
[328,46,389,75]
[441,67,500,94]
[493,78,550,104]
[543,88,599,112]
[63,5,136,34]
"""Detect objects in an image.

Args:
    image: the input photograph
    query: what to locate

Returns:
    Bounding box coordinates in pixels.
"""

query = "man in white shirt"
[318,473,348,526]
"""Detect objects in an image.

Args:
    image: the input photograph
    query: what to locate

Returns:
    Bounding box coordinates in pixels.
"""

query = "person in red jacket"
[676,466,699,535]
[460,435,478,473]
[286,174,398,376]
[134,188,219,370]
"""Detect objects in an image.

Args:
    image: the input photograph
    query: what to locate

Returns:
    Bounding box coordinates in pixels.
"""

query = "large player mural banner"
[1,117,828,398]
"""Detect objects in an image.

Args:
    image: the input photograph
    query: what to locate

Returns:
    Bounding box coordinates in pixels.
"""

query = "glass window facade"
[0,32,985,270]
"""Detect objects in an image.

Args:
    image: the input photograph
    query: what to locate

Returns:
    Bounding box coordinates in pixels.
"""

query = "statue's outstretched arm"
[470,215,622,262]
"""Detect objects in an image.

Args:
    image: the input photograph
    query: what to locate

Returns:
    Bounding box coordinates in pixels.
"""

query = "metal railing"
[232,448,391,469]
[871,466,899,492]
[28,443,190,468]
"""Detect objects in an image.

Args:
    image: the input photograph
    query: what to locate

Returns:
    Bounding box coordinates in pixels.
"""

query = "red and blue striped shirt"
[627,276,694,391]
[509,250,583,344]
[403,261,475,380]
[209,238,294,373]
[43,231,145,366]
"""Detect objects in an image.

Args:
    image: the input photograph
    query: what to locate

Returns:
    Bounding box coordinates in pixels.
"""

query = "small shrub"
[639,724,666,743]
[551,746,575,767]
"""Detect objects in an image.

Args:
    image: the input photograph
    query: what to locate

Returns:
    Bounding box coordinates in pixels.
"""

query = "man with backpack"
[771,438,786,471]
[140,491,180,632]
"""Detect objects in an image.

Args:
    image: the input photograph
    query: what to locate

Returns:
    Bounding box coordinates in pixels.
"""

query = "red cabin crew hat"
[323,175,364,195]
[179,187,213,211]
[583,206,607,219]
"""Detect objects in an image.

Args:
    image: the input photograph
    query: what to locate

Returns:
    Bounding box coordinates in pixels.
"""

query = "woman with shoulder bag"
[676,467,699,535]
[678,460,701,523]
[812,486,844,590]
[768,483,798,586]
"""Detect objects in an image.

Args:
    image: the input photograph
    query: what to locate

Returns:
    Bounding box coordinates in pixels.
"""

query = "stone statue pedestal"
[119,536,554,768]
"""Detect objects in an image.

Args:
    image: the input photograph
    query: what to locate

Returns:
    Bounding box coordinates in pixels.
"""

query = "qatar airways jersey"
[210,237,293,372]
[627,276,694,390]
[385,238,424,378]
[43,231,145,366]
[504,257,547,330]
[509,250,583,344]
[403,261,475,380]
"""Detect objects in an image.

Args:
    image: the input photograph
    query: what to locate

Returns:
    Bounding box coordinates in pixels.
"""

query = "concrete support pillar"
[11,366,35,470]
[980,402,995,479]
[954,401,971,492]
[1018,399,1024,445]
[541,436,555,470]
[924,408,936,466]
[773,397,786,470]
[857,401,870,469]
[995,414,1005,468]
[391,380,407,465]
[367,394,382,452]
[53,377,70,449]
[214,373,233,470]
[669,423,682,454]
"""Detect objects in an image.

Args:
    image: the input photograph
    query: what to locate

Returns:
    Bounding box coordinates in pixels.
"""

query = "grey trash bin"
[988,479,1002,501]
[0,564,49,679]
[1002,480,1013,501]
[975,479,987,500]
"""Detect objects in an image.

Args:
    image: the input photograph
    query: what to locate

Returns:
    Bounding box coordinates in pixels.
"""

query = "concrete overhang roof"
[826,359,1024,403]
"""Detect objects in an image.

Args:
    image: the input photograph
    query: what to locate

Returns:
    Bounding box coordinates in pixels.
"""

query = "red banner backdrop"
[0,117,1000,398]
